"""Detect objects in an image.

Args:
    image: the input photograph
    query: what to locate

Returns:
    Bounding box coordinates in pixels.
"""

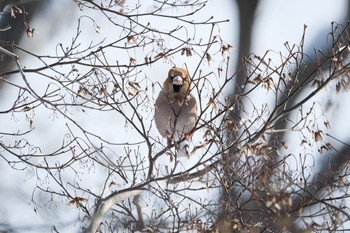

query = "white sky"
[0,0,349,232]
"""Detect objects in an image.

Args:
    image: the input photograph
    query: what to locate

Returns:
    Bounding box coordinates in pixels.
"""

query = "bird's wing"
[154,91,175,137]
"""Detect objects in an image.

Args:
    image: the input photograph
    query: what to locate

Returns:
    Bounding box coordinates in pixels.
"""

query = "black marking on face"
[173,84,181,92]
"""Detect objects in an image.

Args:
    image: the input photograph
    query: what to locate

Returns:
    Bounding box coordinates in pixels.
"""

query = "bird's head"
[163,67,190,104]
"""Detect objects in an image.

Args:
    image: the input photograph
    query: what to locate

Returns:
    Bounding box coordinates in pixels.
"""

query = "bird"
[154,67,198,149]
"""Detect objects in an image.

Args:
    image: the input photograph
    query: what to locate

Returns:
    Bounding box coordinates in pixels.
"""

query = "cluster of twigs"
[1,1,350,232]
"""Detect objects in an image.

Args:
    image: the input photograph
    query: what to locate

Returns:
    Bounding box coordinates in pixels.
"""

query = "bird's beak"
[172,75,183,92]
[172,75,183,86]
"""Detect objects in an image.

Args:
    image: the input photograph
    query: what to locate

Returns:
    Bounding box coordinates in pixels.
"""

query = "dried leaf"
[99,85,108,96]
[185,48,192,57]
[251,74,263,84]
[203,129,211,139]
[261,145,274,152]
[67,197,88,208]
[217,67,223,77]
[108,181,120,188]
[274,203,281,210]
[325,142,332,150]
[22,106,32,112]
[311,79,321,88]
[129,81,140,93]
[95,25,101,33]
[117,0,127,6]
[221,43,232,55]
[341,79,349,91]
[129,81,140,88]
[129,57,136,65]
[66,200,75,206]
[154,53,165,60]
[300,139,307,147]
[127,35,137,44]
[339,175,346,186]
[314,130,323,142]
[324,121,331,129]
[336,82,341,93]
[113,82,120,94]
[189,144,206,157]
[77,85,89,96]
[196,219,203,232]
[207,97,216,111]
[152,82,155,96]
[298,207,303,215]
[281,140,288,149]
[10,5,22,18]
[319,143,332,154]
[206,53,211,66]
[26,26,35,38]
[266,200,273,208]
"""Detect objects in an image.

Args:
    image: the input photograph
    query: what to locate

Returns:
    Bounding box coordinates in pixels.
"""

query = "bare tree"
[1,0,350,233]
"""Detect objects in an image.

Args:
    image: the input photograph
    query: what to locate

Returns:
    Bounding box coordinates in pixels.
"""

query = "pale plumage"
[155,67,197,143]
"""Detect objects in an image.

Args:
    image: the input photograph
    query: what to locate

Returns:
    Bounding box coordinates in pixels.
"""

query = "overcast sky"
[0,0,348,232]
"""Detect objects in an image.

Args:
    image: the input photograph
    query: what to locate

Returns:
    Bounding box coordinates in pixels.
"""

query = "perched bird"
[155,67,197,146]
